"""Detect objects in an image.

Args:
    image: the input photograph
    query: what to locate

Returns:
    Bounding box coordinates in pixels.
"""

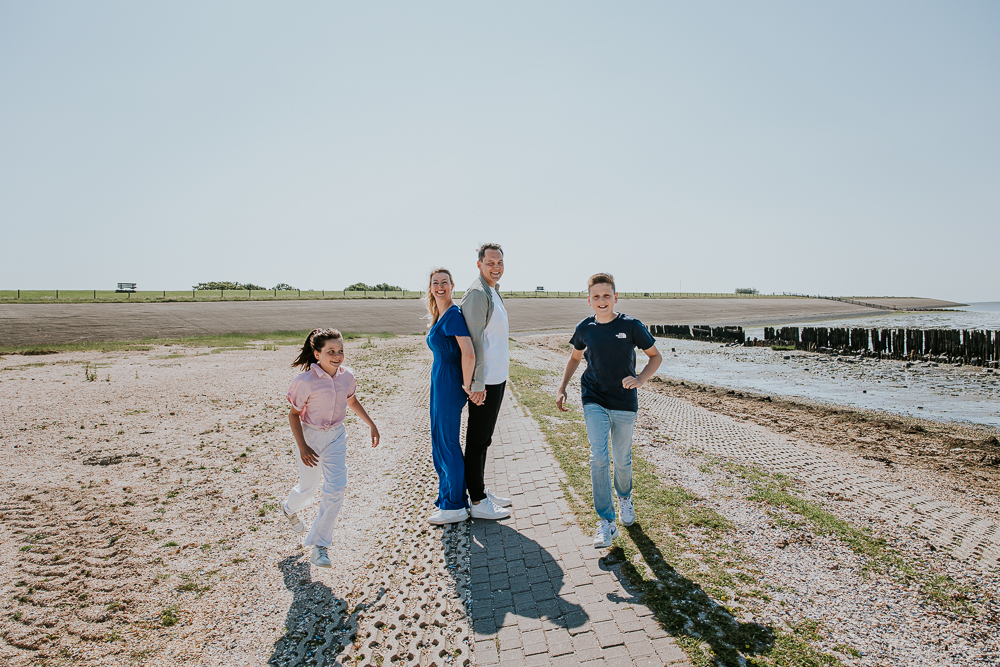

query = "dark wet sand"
[0,297,956,346]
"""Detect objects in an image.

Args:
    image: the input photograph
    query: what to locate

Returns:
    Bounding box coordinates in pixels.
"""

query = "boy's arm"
[622,344,662,389]
[288,408,318,467]
[347,395,380,447]
[460,289,490,392]
[556,348,585,412]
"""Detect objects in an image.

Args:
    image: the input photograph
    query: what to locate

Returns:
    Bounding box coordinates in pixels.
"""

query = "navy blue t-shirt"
[569,313,656,412]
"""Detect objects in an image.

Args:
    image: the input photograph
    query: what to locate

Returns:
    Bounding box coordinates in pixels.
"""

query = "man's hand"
[556,387,570,412]
[298,444,319,467]
[370,424,380,448]
[622,375,642,390]
[469,390,486,406]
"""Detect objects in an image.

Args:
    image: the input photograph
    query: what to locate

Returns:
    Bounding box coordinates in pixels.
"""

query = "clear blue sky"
[2,2,997,301]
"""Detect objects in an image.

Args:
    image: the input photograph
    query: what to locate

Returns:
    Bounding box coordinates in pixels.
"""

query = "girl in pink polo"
[282,328,380,568]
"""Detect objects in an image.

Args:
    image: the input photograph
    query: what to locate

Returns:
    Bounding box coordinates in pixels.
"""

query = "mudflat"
[0,297,954,346]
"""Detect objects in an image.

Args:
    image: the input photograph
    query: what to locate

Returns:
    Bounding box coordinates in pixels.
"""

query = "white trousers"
[284,423,348,547]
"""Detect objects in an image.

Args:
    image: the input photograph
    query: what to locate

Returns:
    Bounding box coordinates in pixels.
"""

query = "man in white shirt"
[460,243,513,520]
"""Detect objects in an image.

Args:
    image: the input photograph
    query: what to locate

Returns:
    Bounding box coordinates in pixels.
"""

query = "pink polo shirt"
[287,363,357,430]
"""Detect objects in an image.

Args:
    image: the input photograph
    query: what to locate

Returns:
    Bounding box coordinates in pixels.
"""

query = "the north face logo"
[616,333,627,338]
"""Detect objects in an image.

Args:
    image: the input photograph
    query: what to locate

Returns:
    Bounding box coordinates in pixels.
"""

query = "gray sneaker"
[485,488,512,508]
[310,545,332,568]
[428,508,469,525]
[593,519,619,548]
[283,504,305,534]
[618,496,635,527]
[470,498,512,520]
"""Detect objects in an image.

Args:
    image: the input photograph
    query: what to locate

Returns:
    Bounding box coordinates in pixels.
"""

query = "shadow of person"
[268,554,352,667]
[609,522,775,665]
[469,522,588,634]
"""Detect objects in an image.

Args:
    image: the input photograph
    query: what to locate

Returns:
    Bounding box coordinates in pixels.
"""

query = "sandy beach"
[1,330,998,666]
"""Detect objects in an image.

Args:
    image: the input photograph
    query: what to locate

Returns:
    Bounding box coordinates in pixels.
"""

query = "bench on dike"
[115,283,137,293]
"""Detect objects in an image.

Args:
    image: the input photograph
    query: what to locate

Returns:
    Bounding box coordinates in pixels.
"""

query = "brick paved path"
[469,395,691,667]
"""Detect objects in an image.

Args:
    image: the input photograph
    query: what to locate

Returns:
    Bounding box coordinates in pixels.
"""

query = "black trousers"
[465,381,506,503]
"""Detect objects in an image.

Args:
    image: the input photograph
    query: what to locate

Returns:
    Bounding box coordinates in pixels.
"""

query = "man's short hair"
[588,273,616,293]
[477,243,503,261]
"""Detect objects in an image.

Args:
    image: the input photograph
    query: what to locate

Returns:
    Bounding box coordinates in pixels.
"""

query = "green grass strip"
[731,463,977,616]
[0,331,395,356]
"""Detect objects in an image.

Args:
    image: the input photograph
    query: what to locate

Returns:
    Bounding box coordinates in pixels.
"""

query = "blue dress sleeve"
[442,307,472,338]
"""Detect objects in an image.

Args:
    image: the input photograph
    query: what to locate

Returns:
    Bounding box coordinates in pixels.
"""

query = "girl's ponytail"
[292,328,343,369]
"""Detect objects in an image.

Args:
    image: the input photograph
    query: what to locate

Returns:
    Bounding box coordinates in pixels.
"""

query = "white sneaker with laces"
[618,496,635,527]
[283,504,305,534]
[310,545,332,568]
[470,498,512,520]
[485,488,512,508]
[428,508,469,525]
[593,519,619,548]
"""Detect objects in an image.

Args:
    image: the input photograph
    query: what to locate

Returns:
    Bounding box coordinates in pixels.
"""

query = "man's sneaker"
[428,508,469,525]
[283,504,305,534]
[485,488,512,508]
[593,519,619,548]
[618,496,636,527]
[310,545,332,568]
[470,498,512,520]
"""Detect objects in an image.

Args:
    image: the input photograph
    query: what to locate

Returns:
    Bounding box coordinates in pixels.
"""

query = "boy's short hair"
[477,243,503,261]
[588,273,616,293]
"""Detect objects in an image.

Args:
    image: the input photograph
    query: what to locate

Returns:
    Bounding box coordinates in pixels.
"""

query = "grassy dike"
[0,330,395,356]
[508,358,846,667]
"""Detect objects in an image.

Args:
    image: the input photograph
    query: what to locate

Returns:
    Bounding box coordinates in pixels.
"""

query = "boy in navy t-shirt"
[556,273,662,548]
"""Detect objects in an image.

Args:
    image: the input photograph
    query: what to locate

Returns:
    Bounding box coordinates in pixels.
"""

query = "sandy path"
[0,297,931,346]
[0,336,472,666]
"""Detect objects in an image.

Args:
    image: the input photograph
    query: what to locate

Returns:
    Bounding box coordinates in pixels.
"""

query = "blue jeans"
[583,403,636,522]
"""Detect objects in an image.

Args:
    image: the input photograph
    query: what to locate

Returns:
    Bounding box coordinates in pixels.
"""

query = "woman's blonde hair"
[426,268,454,325]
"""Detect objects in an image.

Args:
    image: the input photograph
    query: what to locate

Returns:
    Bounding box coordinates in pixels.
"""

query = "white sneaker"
[618,496,635,527]
[485,488,512,508]
[310,545,332,568]
[283,504,305,534]
[428,508,469,525]
[470,498,512,520]
[593,519,619,548]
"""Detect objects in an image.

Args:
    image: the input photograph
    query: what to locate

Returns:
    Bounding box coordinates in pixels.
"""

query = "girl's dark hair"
[292,328,343,369]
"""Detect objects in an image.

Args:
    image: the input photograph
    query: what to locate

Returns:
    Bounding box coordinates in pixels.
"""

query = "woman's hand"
[622,375,641,390]
[370,424,381,448]
[469,389,486,406]
[298,444,319,467]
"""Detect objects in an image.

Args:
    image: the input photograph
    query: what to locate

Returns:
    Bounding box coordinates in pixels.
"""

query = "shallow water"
[648,338,1000,427]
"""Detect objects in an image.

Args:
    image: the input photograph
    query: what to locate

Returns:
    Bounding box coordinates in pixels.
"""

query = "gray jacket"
[460,274,500,392]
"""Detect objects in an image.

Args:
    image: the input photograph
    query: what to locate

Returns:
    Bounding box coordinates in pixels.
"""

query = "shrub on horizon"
[193,281,267,291]
[273,283,296,291]
[345,282,405,292]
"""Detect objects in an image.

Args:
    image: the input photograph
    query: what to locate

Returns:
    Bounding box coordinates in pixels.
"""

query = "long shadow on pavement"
[470,522,588,634]
[609,522,775,666]
[268,554,352,667]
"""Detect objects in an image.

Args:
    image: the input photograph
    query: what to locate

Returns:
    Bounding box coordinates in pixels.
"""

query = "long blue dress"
[427,305,472,510]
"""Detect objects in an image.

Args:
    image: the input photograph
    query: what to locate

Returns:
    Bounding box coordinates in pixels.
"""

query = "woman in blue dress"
[426,268,480,525]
